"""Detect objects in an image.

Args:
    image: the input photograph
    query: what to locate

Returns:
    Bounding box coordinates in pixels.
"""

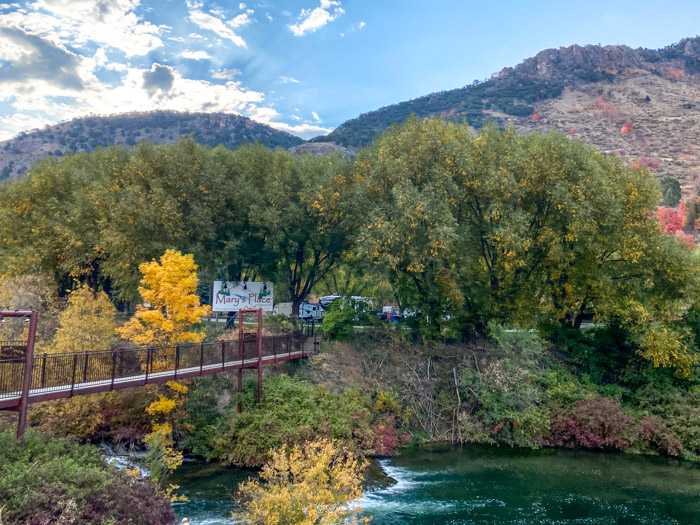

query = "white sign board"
[212,281,274,312]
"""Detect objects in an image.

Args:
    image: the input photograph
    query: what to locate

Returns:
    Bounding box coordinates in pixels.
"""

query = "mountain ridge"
[313,37,700,191]
[2,38,699,189]
[0,111,304,181]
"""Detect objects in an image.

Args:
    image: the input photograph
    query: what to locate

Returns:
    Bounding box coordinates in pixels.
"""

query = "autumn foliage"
[657,207,683,233]
[590,94,624,121]
[118,249,211,348]
[236,439,369,525]
[546,397,633,450]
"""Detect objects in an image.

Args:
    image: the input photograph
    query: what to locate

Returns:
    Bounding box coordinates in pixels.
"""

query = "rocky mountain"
[315,37,700,192]
[288,141,357,156]
[3,39,699,190]
[0,111,304,181]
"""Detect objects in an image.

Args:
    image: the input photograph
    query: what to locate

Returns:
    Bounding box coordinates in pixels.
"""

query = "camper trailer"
[299,302,324,320]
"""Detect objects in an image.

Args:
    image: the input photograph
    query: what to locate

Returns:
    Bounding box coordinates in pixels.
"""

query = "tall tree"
[51,285,117,353]
[357,117,699,372]
[0,148,124,292]
[118,250,211,348]
[100,139,234,301]
[234,145,359,316]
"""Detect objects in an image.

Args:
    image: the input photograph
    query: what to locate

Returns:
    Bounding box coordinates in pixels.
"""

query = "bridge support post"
[17,311,38,439]
[237,312,243,413]
[257,309,262,404]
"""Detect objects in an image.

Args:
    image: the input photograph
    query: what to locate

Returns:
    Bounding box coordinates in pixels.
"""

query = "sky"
[0,1,699,141]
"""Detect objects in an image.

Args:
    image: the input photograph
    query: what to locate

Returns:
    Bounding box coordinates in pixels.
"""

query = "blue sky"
[0,0,698,141]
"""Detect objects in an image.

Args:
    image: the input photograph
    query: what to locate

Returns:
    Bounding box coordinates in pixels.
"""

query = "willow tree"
[0,147,125,291]
[357,116,698,372]
[232,145,359,317]
[100,139,235,301]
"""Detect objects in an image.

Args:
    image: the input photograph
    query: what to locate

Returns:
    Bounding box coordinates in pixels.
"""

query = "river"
[170,445,700,524]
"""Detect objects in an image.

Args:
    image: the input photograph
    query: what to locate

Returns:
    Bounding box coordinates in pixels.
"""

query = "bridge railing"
[0,332,311,400]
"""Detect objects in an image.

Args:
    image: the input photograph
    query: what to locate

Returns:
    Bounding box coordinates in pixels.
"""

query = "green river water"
[171,445,700,524]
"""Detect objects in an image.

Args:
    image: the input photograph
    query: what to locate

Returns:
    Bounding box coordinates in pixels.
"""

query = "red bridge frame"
[0,309,316,438]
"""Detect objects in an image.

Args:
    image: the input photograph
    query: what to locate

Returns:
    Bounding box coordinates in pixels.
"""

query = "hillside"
[0,111,304,181]
[316,37,700,191]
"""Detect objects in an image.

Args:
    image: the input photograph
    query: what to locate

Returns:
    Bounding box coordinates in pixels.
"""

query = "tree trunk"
[291,298,301,318]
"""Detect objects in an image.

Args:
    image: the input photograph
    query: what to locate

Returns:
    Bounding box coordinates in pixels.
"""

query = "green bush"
[208,375,407,466]
[460,325,552,447]
[0,431,174,524]
[320,298,375,340]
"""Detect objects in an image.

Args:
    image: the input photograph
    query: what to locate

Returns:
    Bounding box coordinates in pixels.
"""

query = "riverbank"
[294,327,700,462]
[171,444,700,524]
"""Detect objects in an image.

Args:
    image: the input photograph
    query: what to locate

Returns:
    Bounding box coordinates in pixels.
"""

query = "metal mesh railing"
[0,332,313,401]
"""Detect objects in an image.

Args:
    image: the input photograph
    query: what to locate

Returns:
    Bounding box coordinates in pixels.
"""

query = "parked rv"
[299,302,324,320]
[274,302,293,317]
[319,293,340,308]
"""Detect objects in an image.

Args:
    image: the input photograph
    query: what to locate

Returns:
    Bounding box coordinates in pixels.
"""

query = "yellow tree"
[52,285,117,353]
[143,380,189,502]
[236,439,370,525]
[30,285,119,439]
[118,249,211,348]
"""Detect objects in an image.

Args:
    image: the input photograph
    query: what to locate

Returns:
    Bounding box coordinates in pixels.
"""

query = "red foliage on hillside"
[657,207,683,233]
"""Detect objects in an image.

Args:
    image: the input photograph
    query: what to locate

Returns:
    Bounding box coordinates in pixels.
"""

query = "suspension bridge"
[0,309,317,437]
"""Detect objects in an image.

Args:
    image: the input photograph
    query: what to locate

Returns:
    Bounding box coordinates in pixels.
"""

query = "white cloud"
[358,21,366,29]
[0,0,165,57]
[181,49,212,60]
[0,58,273,137]
[229,10,253,29]
[0,113,52,141]
[186,0,251,48]
[239,3,246,9]
[266,121,331,139]
[289,0,344,37]
[212,68,241,80]
[0,2,329,142]
[311,111,320,121]
[279,75,300,84]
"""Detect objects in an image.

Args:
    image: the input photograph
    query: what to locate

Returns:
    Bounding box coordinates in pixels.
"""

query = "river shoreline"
[168,443,700,524]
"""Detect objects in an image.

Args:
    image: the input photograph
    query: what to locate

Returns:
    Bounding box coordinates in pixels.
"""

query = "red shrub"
[635,416,683,457]
[674,230,697,250]
[545,397,633,451]
[371,424,401,456]
[657,207,683,233]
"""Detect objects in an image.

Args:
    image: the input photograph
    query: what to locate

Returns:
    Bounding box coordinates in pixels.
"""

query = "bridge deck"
[0,350,308,409]
[0,333,316,411]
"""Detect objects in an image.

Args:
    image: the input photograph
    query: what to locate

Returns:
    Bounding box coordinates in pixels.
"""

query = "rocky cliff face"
[316,37,700,191]
[499,38,700,82]
[499,44,645,80]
